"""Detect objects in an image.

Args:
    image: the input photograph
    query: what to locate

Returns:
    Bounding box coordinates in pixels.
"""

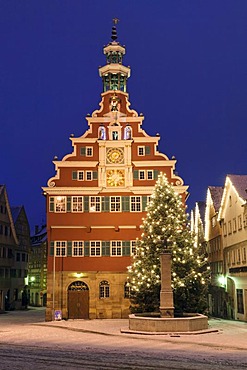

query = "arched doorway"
[68,281,89,319]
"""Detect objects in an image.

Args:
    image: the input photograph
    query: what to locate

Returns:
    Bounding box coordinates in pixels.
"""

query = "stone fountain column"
[160,250,174,318]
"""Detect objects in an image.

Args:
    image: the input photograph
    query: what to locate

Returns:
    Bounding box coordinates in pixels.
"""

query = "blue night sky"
[1,1,247,232]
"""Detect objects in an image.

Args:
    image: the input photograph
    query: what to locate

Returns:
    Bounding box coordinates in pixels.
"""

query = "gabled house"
[218,175,247,321]
[0,186,30,311]
[42,24,189,321]
[11,206,31,309]
[205,186,225,317]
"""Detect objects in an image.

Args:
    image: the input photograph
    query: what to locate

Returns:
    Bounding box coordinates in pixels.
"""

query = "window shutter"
[50,241,54,256]
[154,170,159,180]
[80,147,86,156]
[142,196,147,211]
[72,171,77,180]
[122,196,130,212]
[84,196,89,212]
[133,170,139,180]
[145,146,151,155]
[122,241,130,256]
[49,197,54,212]
[102,196,110,212]
[67,197,71,212]
[93,171,98,180]
[84,241,89,256]
[102,241,110,256]
[67,241,72,256]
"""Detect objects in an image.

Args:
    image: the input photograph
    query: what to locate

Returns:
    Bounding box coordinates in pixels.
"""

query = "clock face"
[106,147,124,164]
[106,169,125,187]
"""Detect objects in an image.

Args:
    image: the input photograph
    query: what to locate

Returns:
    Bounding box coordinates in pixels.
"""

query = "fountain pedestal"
[159,250,174,318]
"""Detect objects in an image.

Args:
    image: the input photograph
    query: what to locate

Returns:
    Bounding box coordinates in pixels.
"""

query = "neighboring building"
[0,185,30,311]
[42,24,189,321]
[11,206,31,309]
[191,201,206,249]
[205,186,225,317]
[29,225,47,306]
[218,175,247,321]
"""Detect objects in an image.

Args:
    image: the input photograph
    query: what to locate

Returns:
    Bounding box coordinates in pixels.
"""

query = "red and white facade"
[42,26,188,321]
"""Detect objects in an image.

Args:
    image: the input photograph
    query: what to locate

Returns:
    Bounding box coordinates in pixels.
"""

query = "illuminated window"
[138,146,145,156]
[130,196,141,212]
[86,171,92,181]
[54,197,66,212]
[147,170,153,180]
[90,197,101,212]
[78,171,84,181]
[72,197,83,212]
[72,241,84,257]
[111,241,122,256]
[90,241,101,256]
[110,197,121,212]
[86,147,93,156]
[139,171,145,180]
[55,241,67,257]
[99,280,110,298]
[131,240,136,255]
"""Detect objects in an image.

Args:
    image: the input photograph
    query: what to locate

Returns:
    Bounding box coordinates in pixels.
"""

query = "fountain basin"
[128,313,208,333]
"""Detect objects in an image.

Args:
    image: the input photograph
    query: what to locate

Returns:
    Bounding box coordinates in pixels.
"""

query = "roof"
[11,206,22,223]
[228,174,247,200]
[208,186,224,211]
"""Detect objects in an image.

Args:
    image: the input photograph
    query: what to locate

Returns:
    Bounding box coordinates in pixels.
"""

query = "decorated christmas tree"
[127,173,209,314]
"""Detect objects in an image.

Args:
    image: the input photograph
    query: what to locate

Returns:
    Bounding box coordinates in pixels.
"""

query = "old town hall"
[42,22,188,321]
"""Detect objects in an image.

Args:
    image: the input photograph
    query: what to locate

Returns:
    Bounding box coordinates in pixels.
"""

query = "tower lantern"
[99,19,130,93]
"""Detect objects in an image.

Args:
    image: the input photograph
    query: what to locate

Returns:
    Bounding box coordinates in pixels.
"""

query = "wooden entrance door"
[68,281,89,319]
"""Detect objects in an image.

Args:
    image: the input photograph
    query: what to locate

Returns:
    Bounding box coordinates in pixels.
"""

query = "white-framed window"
[55,241,67,257]
[233,218,237,233]
[110,196,121,212]
[238,215,242,230]
[90,241,101,256]
[147,170,153,180]
[130,196,141,212]
[237,249,241,263]
[223,223,227,236]
[228,221,232,235]
[78,171,84,181]
[72,196,83,212]
[138,146,145,156]
[72,241,84,256]
[86,147,93,157]
[139,170,145,180]
[90,197,101,212]
[55,196,66,212]
[111,241,122,256]
[86,171,92,181]
[131,240,137,255]
[99,280,110,298]
[242,247,246,262]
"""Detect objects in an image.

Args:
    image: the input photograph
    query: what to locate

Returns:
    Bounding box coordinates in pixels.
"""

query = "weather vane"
[113,18,119,25]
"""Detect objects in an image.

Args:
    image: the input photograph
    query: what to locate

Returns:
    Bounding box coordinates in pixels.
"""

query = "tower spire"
[111,18,119,41]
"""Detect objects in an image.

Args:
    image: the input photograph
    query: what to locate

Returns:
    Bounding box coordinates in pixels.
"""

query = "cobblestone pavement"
[0,308,247,369]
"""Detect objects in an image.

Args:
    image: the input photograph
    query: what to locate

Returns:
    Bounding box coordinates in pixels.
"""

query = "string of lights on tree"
[127,173,210,313]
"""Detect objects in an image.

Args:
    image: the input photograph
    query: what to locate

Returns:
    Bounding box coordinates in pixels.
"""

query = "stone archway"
[68,281,89,319]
